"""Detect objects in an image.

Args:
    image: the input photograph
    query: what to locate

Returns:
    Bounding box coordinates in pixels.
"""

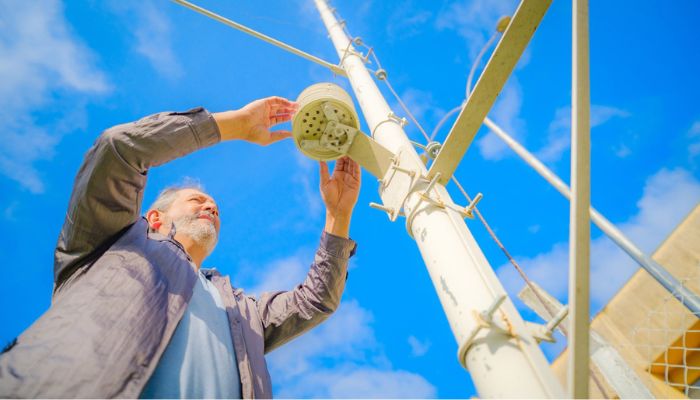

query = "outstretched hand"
[213,96,298,145]
[319,156,361,221]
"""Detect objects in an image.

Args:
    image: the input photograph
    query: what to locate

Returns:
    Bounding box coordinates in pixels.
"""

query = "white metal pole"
[570,0,591,397]
[314,0,564,397]
[484,117,700,316]
[171,0,347,76]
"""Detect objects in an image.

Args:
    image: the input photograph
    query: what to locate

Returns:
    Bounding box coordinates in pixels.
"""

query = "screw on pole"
[462,193,483,219]
[545,305,569,334]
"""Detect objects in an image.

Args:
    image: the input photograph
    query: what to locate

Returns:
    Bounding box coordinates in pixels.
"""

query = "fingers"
[270,113,294,126]
[334,156,347,173]
[319,161,331,186]
[267,96,299,126]
[334,156,360,177]
[349,157,361,180]
[266,130,293,145]
[266,96,297,109]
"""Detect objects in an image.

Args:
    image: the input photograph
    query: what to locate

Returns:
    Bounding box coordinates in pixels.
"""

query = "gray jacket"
[0,107,356,398]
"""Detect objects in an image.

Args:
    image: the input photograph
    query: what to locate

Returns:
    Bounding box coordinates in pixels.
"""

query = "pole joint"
[371,111,408,138]
[457,294,511,368]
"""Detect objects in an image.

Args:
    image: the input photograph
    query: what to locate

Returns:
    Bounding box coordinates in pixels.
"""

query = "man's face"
[165,189,221,233]
[161,189,220,256]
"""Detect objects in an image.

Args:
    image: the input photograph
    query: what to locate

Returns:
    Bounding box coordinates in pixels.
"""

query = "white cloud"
[497,167,700,311]
[108,0,183,79]
[245,254,310,297]
[3,201,19,222]
[386,3,432,41]
[407,335,431,357]
[0,0,109,192]
[435,0,518,60]
[245,255,436,398]
[268,300,436,398]
[528,224,541,234]
[689,121,700,136]
[399,88,442,124]
[292,150,323,219]
[613,143,632,158]
[478,79,526,160]
[536,105,630,163]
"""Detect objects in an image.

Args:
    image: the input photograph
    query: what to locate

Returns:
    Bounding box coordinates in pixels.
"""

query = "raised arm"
[54,97,298,292]
[256,157,362,352]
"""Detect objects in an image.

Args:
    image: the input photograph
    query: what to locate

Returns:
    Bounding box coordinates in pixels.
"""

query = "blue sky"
[1,0,699,397]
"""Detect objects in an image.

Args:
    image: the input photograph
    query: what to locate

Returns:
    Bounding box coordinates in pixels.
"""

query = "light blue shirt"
[141,270,241,399]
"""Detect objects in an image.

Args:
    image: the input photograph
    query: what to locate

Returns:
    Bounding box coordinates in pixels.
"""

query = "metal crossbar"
[170,0,347,76]
[427,0,551,185]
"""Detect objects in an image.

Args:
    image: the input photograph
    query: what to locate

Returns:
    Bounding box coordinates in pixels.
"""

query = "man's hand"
[320,157,361,238]
[213,96,299,145]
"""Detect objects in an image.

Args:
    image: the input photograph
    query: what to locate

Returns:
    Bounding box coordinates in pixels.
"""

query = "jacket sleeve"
[255,232,357,353]
[53,107,221,292]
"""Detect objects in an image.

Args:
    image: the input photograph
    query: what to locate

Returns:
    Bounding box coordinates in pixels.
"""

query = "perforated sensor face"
[292,83,360,161]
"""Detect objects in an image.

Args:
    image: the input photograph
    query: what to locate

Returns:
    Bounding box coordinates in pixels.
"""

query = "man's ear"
[146,209,164,232]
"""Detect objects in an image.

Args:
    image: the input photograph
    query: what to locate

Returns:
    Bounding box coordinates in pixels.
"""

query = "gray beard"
[172,213,218,257]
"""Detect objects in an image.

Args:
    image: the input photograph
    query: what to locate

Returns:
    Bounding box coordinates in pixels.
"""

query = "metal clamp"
[404,173,450,237]
[423,141,442,160]
[409,141,442,166]
[371,111,408,138]
[372,155,421,221]
[339,37,371,67]
[375,68,387,81]
[457,295,509,368]
[387,111,408,127]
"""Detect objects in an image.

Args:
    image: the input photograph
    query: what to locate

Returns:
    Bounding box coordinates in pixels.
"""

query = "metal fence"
[630,268,700,398]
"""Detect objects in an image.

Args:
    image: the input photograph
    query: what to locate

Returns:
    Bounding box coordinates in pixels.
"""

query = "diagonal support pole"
[170,0,347,76]
[484,117,700,316]
[427,0,551,184]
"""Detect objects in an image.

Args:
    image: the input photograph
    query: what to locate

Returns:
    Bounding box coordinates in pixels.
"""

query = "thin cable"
[428,32,499,143]
[349,40,432,143]
[467,33,500,98]
[450,175,611,398]
[430,105,462,141]
[171,0,347,76]
[450,176,559,323]
[382,78,432,142]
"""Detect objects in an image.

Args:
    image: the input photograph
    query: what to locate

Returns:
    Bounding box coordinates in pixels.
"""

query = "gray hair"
[147,182,208,214]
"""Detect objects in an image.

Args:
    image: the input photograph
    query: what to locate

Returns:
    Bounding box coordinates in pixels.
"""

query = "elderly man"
[0,96,360,398]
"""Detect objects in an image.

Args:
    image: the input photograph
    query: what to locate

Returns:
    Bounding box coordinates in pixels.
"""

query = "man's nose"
[203,201,219,217]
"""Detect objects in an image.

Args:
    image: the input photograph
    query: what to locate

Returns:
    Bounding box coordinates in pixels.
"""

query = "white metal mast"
[570,0,591,396]
[313,0,564,397]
